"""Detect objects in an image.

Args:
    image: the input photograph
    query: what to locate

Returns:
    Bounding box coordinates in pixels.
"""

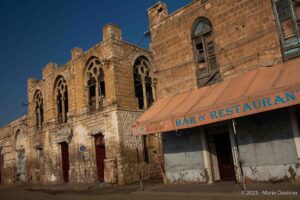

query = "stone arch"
[53,75,68,124]
[33,89,44,129]
[130,52,153,68]
[133,56,155,109]
[191,17,213,38]
[14,129,25,151]
[83,56,107,82]
[14,129,26,182]
[84,56,106,111]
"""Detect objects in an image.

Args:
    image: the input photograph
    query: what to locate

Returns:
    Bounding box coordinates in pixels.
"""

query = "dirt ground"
[0,181,299,200]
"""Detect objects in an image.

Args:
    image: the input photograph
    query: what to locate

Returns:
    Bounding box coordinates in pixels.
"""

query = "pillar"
[141,77,148,109]
[289,107,300,160]
[56,99,60,123]
[95,77,100,110]
[151,78,157,101]
[199,127,213,183]
[228,121,242,182]
[37,108,42,129]
[61,96,66,123]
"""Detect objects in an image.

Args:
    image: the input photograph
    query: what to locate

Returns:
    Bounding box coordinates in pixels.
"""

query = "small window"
[192,17,218,78]
[274,0,300,60]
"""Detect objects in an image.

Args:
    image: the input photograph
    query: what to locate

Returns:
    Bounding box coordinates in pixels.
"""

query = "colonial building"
[134,0,300,184]
[0,24,161,185]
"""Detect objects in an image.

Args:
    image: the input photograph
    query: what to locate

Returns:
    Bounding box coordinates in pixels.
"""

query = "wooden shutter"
[205,34,218,72]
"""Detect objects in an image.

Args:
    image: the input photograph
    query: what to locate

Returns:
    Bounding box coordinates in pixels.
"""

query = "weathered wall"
[0,116,28,184]
[148,0,282,99]
[236,109,300,182]
[162,128,205,183]
[0,24,160,185]
[116,110,160,184]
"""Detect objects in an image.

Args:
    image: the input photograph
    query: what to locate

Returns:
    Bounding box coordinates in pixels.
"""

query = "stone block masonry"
[0,24,161,185]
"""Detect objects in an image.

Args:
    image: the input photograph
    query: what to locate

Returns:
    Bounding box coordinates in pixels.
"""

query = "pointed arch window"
[34,90,44,129]
[86,57,106,112]
[133,56,155,110]
[192,17,218,77]
[54,76,68,124]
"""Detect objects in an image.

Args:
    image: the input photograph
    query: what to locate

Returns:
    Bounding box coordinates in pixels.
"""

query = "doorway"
[0,152,3,184]
[214,133,235,181]
[17,149,26,182]
[94,134,105,182]
[61,142,69,183]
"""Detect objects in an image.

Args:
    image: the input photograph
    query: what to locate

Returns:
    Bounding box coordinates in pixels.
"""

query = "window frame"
[133,56,154,110]
[54,76,68,124]
[273,0,300,60]
[85,57,106,112]
[191,17,219,79]
[34,90,44,130]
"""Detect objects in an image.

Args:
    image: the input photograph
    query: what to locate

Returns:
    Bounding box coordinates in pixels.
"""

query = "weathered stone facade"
[2,0,300,186]
[0,24,160,185]
[146,0,300,184]
[148,0,282,99]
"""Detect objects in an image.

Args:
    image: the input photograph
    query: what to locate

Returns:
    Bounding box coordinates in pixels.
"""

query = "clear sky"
[0,0,192,127]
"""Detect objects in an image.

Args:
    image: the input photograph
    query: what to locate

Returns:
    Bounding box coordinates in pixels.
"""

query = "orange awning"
[132,59,300,136]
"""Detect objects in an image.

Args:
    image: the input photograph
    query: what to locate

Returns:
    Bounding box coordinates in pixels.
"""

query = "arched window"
[192,17,218,77]
[86,57,106,112]
[34,90,44,129]
[54,76,68,124]
[133,56,155,109]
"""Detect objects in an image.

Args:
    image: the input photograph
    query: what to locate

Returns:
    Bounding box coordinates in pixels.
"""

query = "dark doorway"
[214,133,235,181]
[0,153,3,184]
[61,142,69,183]
[94,134,105,182]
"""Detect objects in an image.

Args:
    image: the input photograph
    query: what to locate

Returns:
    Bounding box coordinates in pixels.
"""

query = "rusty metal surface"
[133,59,300,136]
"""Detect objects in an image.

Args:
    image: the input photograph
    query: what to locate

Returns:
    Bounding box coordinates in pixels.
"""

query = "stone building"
[134,0,300,184]
[0,24,161,185]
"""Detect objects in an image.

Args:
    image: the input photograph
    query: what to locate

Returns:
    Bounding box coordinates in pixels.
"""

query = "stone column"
[56,99,60,123]
[228,121,242,182]
[141,77,148,109]
[61,96,65,123]
[37,108,42,129]
[95,77,100,110]
[151,78,157,101]
[200,127,213,183]
[289,107,300,161]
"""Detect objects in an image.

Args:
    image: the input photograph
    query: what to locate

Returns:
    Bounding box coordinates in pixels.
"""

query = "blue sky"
[0,0,191,126]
